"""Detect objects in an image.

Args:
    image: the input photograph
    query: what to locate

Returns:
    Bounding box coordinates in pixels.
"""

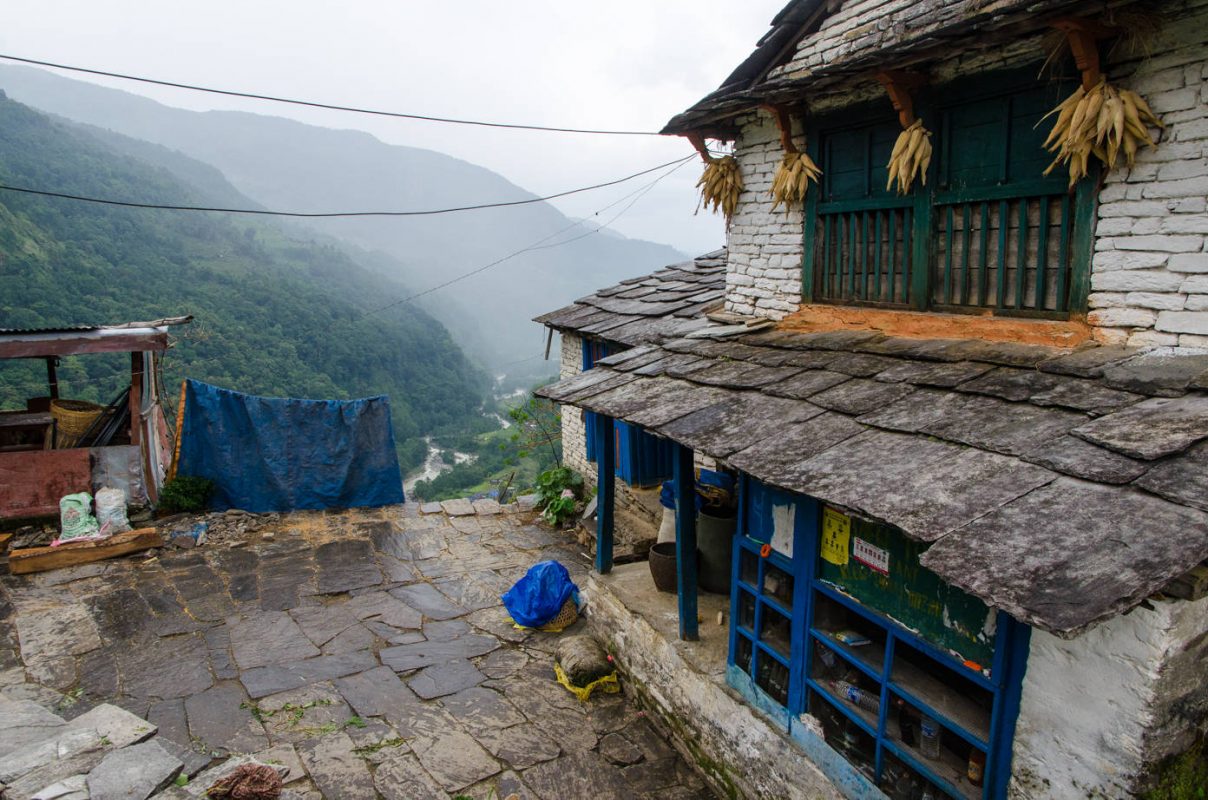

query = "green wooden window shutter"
[804,70,1095,317]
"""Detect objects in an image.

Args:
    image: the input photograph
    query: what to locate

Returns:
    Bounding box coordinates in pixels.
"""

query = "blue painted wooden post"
[595,414,615,574]
[673,443,698,641]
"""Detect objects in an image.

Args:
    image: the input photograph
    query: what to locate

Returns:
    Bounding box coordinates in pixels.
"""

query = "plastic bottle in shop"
[830,680,881,716]
[919,716,942,760]
[968,748,986,787]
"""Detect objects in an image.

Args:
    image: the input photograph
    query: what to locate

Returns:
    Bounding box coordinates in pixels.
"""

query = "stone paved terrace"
[0,502,717,799]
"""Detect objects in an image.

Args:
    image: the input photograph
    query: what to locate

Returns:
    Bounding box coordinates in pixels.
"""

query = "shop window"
[803,66,1094,318]
[581,338,674,486]
[727,476,1029,799]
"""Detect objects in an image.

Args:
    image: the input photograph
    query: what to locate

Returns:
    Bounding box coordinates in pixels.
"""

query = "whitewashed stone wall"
[723,111,806,319]
[1011,594,1208,798]
[1087,0,1208,352]
[558,332,590,478]
[723,1,1208,353]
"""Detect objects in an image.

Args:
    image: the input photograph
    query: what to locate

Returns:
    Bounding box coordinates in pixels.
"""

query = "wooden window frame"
[801,65,1098,319]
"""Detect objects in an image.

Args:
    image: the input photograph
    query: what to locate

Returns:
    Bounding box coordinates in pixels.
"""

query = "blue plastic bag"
[501,561,579,628]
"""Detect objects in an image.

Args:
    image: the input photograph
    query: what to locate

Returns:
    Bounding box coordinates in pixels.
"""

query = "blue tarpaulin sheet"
[501,560,579,628]
[176,379,405,512]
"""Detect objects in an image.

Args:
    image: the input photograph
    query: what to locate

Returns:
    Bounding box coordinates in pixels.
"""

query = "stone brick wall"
[1087,0,1208,352]
[559,332,590,479]
[723,111,806,319]
[1011,594,1208,798]
[724,1,1208,352]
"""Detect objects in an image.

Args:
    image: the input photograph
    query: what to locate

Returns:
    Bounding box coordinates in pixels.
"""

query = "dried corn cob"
[886,119,933,195]
[696,156,743,223]
[770,150,822,211]
[1041,79,1163,188]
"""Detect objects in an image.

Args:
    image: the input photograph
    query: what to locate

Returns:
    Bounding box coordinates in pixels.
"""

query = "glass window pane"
[762,562,794,607]
[756,653,790,707]
[737,590,756,632]
[734,634,753,675]
[759,605,793,659]
[740,548,759,586]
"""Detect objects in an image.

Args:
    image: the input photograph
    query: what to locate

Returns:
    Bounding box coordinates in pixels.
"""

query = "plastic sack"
[501,560,579,629]
[95,487,131,536]
[555,662,619,702]
[58,492,100,542]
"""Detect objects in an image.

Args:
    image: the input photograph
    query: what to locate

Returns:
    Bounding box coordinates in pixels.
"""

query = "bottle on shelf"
[829,680,881,716]
[919,715,942,760]
[968,748,986,787]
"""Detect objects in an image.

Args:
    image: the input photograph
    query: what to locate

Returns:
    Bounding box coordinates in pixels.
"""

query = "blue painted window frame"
[727,474,1030,800]
[582,338,674,486]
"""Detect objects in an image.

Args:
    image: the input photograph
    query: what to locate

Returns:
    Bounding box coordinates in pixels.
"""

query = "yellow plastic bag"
[554,662,620,702]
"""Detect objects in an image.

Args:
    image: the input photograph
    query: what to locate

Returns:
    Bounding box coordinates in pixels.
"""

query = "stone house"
[536,1,1208,798]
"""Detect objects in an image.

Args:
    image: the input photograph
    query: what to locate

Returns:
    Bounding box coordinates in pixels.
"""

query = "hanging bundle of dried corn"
[770,150,822,211]
[1041,79,1162,188]
[696,155,743,223]
[886,119,932,194]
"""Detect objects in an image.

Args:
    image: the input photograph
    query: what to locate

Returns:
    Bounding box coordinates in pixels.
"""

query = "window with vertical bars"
[807,72,1092,317]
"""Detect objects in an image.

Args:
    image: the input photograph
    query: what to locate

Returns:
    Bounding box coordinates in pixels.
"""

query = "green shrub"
[158,475,215,514]
[535,466,584,527]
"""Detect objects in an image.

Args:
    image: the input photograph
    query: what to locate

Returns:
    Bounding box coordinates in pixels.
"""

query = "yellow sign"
[821,507,851,566]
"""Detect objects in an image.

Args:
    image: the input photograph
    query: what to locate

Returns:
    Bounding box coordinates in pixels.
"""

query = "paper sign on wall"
[770,503,795,558]
[853,537,890,575]
[820,507,850,566]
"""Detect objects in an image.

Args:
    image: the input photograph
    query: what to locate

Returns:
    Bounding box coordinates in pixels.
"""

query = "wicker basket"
[538,597,579,632]
[51,399,104,449]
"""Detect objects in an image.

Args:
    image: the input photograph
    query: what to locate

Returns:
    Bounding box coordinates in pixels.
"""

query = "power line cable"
[361,156,693,317]
[0,53,665,136]
[0,154,695,218]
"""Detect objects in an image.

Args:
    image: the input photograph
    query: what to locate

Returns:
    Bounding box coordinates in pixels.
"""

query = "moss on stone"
[1142,735,1208,800]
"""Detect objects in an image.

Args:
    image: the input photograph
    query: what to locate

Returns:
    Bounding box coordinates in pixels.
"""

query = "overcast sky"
[1,2,784,256]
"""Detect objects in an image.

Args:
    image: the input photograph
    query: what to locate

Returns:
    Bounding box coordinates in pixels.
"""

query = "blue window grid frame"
[582,338,674,487]
[727,474,1030,800]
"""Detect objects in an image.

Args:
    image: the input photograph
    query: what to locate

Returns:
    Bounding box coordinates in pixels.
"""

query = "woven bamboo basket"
[51,399,104,449]
[538,598,579,632]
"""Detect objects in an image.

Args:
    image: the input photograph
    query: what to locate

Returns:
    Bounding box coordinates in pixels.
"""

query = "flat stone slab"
[523,750,628,800]
[388,583,467,621]
[184,681,268,755]
[380,635,500,673]
[1135,440,1208,513]
[347,591,423,630]
[240,650,378,699]
[921,478,1208,635]
[598,731,643,766]
[408,727,499,792]
[229,611,320,670]
[333,666,418,720]
[373,751,447,800]
[407,659,487,699]
[314,539,383,595]
[1101,354,1208,396]
[118,633,214,700]
[419,502,444,515]
[440,498,476,517]
[0,699,67,758]
[1023,435,1150,485]
[439,686,525,732]
[475,722,561,770]
[297,731,377,799]
[289,604,363,648]
[473,499,502,516]
[71,703,158,749]
[0,726,102,784]
[86,739,182,800]
[1072,395,1208,460]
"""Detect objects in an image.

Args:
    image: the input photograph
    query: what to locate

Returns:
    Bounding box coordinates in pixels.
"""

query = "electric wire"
[0,154,696,218]
[0,53,664,136]
[361,156,694,317]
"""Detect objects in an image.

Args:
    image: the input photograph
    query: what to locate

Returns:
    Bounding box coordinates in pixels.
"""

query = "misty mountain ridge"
[0,91,491,471]
[0,66,688,371]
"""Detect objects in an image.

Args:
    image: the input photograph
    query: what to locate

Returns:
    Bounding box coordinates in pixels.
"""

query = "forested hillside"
[0,92,491,471]
[0,66,687,374]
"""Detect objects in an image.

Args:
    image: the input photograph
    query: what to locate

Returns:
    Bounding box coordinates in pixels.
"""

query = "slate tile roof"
[536,274,1208,637]
[534,250,726,345]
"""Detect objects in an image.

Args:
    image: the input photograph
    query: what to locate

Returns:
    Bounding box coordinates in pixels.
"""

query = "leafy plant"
[157,475,215,514]
[1143,735,1208,800]
[535,466,584,526]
